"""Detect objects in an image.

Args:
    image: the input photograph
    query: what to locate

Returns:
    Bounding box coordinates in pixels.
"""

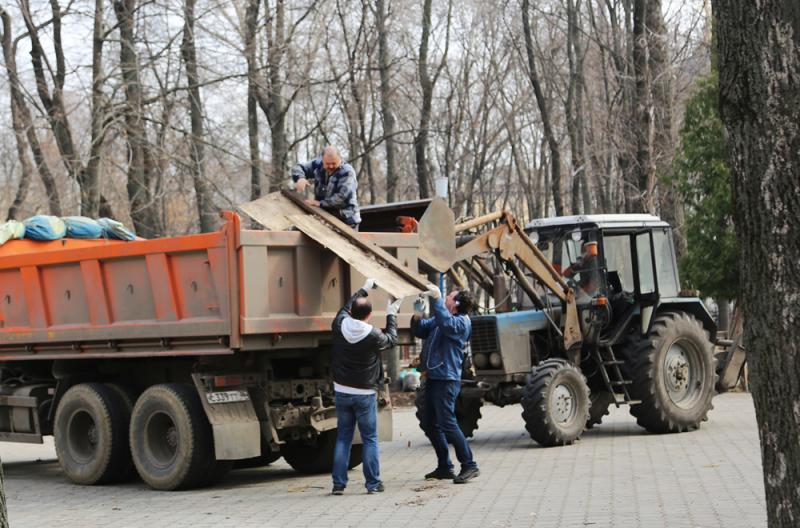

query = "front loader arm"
[454,212,583,351]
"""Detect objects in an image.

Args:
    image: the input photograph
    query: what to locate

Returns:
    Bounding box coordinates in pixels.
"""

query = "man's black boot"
[453,467,480,484]
[425,468,456,480]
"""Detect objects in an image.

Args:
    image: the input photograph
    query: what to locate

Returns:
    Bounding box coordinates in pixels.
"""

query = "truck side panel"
[0,233,232,359]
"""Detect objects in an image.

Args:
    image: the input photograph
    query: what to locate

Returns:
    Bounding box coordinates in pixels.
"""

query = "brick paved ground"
[1,392,765,528]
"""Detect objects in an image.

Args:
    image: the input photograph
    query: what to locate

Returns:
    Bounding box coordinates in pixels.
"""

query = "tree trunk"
[565,0,591,215]
[0,7,61,216]
[245,0,261,201]
[114,0,161,238]
[521,0,563,216]
[375,0,398,202]
[713,1,800,525]
[181,0,217,232]
[414,0,435,199]
[19,1,85,197]
[82,0,106,218]
[631,0,656,213]
[264,0,288,191]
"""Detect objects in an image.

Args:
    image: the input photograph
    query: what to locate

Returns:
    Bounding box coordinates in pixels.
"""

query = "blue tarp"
[23,215,67,241]
[63,216,105,239]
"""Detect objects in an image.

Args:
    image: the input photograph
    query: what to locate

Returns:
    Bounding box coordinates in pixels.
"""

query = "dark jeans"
[421,379,478,472]
[332,392,381,491]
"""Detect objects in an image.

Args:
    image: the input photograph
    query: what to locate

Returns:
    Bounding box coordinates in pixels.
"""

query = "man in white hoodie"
[330,278,401,495]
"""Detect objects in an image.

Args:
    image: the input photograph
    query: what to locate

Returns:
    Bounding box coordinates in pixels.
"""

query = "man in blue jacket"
[291,146,361,229]
[413,284,480,484]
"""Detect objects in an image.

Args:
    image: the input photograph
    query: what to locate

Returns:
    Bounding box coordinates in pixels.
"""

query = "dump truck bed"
[0,212,419,361]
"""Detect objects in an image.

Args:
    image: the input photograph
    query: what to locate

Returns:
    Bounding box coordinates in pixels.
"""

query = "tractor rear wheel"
[629,312,717,433]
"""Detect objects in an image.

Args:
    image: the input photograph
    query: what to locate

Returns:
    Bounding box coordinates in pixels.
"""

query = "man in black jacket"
[331,278,400,495]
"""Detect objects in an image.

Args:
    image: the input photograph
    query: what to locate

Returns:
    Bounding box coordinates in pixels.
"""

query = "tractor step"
[602,360,625,366]
[610,380,632,386]
[593,346,638,406]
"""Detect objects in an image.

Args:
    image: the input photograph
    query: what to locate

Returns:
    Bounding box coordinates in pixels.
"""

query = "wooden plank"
[281,190,429,291]
[288,215,422,299]
[237,192,307,231]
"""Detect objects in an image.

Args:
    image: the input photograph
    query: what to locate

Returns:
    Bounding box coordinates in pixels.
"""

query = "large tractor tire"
[54,383,134,485]
[415,384,483,438]
[281,430,362,474]
[129,383,216,490]
[629,312,717,433]
[586,391,615,430]
[521,359,590,447]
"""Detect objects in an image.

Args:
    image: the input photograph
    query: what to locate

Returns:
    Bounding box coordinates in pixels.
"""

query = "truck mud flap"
[191,374,260,460]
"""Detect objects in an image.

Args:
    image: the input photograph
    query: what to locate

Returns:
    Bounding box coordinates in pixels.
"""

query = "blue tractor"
[419,211,744,446]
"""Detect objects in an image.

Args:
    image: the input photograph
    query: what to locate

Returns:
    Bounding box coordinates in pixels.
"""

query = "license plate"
[206,390,250,404]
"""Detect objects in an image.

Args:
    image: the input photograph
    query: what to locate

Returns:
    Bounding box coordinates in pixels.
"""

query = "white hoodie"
[340,317,373,344]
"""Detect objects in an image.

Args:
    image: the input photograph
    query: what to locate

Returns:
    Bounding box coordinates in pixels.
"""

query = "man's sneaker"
[332,486,345,495]
[453,467,480,484]
[425,468,456,480]
[367,483,385,494]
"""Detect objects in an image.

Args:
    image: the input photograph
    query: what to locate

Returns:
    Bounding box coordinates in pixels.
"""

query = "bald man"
[291,146,361,229]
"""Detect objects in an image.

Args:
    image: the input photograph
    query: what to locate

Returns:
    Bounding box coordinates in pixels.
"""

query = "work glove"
[295,177,309,193]
[387,296,403,315]
[425,283,442,300]
[413,296,427,317]
[361,278,377,292]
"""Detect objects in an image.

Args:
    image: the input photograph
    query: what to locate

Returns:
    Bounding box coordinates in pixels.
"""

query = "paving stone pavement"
[1,392,765,528]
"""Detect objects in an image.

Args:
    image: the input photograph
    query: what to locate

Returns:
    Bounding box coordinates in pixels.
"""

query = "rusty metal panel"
[103,257,157,322]
[40,263,90,326]
[0,269,29,329]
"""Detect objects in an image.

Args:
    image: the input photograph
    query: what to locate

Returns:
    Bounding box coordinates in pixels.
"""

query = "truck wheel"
[415,385,483,438]
[629,312,717,433]
[281,431,363,474]
[104,383,139,481]
[521,359,590,447]
[54,383,132,485]
[586,391,615,429]
[129,383,215,490]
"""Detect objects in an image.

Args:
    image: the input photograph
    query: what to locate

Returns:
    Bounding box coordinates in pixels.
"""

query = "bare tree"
[415,0,452,199]
[714,1,800,525]
[374,0,398,202]
[181,0,218,232]
[521,0,564,216]
[1,6,61,216]
[114,0,163,238]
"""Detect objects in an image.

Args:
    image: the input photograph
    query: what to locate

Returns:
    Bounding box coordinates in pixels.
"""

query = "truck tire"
[54,383,133,485]
[629,312,717,433]
[103,383,139,481]
[414,385,483,438]
[521,359,590,447]
[129,383,215,490]
[586,391,615,430]
[281,431,363,474]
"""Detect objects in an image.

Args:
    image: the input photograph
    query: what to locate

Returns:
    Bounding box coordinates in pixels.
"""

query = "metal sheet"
[418,197,456,272]
[288,214,422,299]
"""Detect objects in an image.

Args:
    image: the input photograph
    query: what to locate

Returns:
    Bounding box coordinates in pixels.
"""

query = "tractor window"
[653,229,679,297]
[603,235,634,293]
[636,232,656,294]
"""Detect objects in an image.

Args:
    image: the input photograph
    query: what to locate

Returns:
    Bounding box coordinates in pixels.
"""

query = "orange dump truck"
[0,211,420,490]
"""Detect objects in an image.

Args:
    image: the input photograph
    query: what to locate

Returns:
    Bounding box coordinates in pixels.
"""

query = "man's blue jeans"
[420,379,478,472]
[332,391,381,491]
